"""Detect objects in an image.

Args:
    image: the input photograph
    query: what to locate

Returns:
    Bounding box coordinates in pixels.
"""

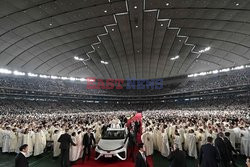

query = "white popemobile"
[95,128,129,160]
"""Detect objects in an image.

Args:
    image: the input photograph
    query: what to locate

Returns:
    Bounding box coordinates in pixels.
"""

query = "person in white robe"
[161,128,170,157]
[111,122,121,129]
[153,127,159,151]
[197,129,206,151]
[169,125,176,145]
[46,125,53,142]
[16,129,23,153]
[9,129,18,153]
[95,123,102,143]
[52,129,61,157]
[34,128,46,156]
[173,130,182,151]
[240,127,250,156]
[22,129,35,157]
[206,129,213,138]
[69,132,78,162]
[226,125,236,149]
[141,129,154,156]
[234,126,242,146]
[76,131,83,159]
[156,127,163,152]
[186,129,198,159]
[0,126,4,149]
[178,126,185,145]
[2,127,11,153]
[148,128,154,155]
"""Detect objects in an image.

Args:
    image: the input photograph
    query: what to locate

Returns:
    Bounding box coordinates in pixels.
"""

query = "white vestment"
[95,125,102,143]
[156,130,163,152]
[34,131,46,156]
[23,132,35,157]
[0,128,3,148]
[233,127,241,144]
[174,135,182,151]
[2,130,11,153]
[161,132,170,157]
[226,129,236,149]
[186,133,197,159]
[76,133,83,159]
[16,132,23,153]
[141,132,153,156]
[179,128,185,144]
[9,131,18,152]
[111,123,121,129]
[69,137,78,161]
[52,132,61,157]
[197,132,206,151]
[153,128,158,151]
[240,130,250,156]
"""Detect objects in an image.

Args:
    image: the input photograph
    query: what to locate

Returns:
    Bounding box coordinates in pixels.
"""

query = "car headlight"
[97,145,103,150]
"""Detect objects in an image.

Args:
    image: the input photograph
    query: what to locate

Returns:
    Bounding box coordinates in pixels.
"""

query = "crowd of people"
[141,110,250,160]
[172,69,250,94]
[0,110,133,166]
[1,68,250,96]
[0,97,249,167]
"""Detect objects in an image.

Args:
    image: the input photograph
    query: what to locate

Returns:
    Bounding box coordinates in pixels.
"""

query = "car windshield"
[102,130,126,140]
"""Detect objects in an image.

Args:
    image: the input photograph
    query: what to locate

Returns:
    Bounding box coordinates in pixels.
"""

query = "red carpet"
[73,112,153,167]
[73,155,153,167]
[127,113,143,143]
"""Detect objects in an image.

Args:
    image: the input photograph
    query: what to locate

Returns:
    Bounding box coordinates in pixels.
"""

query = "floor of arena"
[0,151,247,167]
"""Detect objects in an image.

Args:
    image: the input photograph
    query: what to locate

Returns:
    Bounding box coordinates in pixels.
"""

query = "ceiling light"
[13,70,25,76]
[199,46,211,53]
[220,68,230,72]
[88,79,95,82]
[212,70,219,74]
[39,74,50,78]
[79,78,86,82]
[28,73,38,77]
[104,10,107,13]
[74,56,84,61]
[166,3,170,6]
[111,28,114,31]
[160,24,164,27]
[51,76,59,79]
[101,60,108,65]
[49,23,53,26]
[0,67,91,82]
[0,68,12,74]
[188,64,250,78]
[69,77,76,81]
[170,55,179,60]
[61,77,69,80]
[232,65,244,70]
[135,25,138,28]
[235,3,240,6]
[134,6,137,9]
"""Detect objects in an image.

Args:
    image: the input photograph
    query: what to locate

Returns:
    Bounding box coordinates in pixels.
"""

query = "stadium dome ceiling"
[0,0,250,79]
